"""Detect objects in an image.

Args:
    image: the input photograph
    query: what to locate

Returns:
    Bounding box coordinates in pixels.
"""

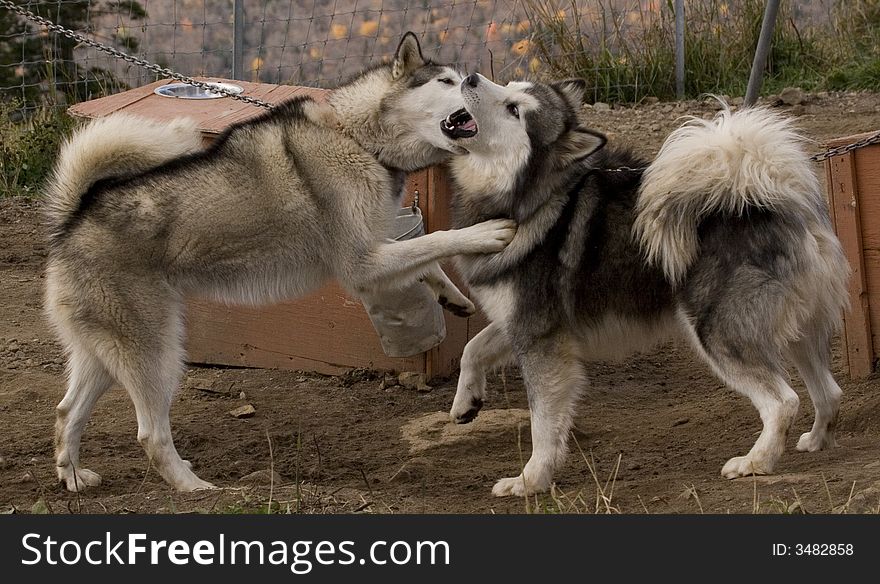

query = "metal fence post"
[674,0,685,99]
[744,0,781,107]
[232,0,245,81]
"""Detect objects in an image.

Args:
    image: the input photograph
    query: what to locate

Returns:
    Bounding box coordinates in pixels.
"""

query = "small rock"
[650,124,661,132]
[0,455,8,469]
[398,372,432,393]
[790,104,805,116]
[661,104,675,113]
[626,462,641,471]
[642,96,659,105]
[186,375,234,395]
[14,350,25,360]
[672,417,690,427]
[593,101,611,112]
[730,96,744,106]
[31,500,50,515]
[779,86,806,106]
[229,404,256,418]
[379,373,399,391]
[239,469,283,485]
[239,391,247,400]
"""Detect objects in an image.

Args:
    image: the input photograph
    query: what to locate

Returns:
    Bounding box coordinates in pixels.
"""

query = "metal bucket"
[360,206,447,357]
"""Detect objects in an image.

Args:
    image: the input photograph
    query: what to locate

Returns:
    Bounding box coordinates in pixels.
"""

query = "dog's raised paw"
[468,218,518,253]
[451,397,483,424]
[438,295,476,317]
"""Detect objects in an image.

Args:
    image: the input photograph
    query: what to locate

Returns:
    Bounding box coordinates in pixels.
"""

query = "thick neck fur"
[317,67,442,172]
[450,147,591,229]
[448,152,593,284]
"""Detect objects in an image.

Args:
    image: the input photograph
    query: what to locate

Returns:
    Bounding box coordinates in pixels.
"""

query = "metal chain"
[0,0,274,109]
[809,130,880,162]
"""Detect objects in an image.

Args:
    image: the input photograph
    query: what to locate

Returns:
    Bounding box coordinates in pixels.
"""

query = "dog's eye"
[507,103,520,119]
[437,78,455,85]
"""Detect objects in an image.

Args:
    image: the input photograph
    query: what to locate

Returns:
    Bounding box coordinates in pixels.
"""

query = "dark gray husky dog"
[44,35,517,492]
[439,73,848,497]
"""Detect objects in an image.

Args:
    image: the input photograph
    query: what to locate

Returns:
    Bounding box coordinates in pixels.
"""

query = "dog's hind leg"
[113,310,214,492]
[492,335,585,497]
[88,295,214,492]
[450,321,512,423]
[55,346,113,491]
[787,330,842,452]
[680,314,799,479]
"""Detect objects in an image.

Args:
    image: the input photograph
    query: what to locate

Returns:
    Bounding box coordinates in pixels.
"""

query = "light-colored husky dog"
[44,34,517,492]
[440,73,848,496]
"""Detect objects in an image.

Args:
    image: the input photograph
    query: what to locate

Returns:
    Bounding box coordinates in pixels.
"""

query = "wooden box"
[824,131,880,378]
[68,78,482,379]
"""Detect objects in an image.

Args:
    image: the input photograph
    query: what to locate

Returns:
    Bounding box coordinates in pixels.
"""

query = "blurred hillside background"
[2,0,878,111]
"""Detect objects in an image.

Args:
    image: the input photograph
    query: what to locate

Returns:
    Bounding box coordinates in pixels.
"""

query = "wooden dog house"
[824,132,880,378]
[68,78,483,379]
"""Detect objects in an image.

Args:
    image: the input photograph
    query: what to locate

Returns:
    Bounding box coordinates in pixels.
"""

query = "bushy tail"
[45,113,202,241]
[634,105,822,284]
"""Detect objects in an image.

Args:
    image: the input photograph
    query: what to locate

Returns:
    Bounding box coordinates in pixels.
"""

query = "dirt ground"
[2,92,880,514]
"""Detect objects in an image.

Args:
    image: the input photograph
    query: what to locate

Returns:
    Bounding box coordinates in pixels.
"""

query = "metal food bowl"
[154,82,244,100]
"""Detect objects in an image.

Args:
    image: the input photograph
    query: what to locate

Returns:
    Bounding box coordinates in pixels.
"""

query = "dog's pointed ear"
[560,127,607,165]
[392,32,426,79]
[551,78,588,110]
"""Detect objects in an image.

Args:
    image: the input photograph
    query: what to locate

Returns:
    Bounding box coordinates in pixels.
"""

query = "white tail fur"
[45,114,202,240]
[634,106,822,283]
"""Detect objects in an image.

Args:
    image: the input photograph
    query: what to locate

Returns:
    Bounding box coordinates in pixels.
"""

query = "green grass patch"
[1,102,75,198]
[520,0,880,103]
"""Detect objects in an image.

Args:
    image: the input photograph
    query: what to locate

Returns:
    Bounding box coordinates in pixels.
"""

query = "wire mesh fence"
[0,0,848,113]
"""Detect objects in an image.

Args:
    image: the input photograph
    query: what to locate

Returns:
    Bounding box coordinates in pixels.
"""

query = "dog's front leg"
[345,218,516,292]
[450,321,512,423]
[492,335,586,497]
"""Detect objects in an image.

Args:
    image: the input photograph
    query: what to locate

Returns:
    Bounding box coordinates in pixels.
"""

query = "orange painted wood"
[185,285,424,375]
[827,131,880,148]
[846,147,880,252]
[68,78,325,134]
[827,151,874,377]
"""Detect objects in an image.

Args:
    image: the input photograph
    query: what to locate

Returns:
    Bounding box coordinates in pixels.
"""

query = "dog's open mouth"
[441,108,478,139]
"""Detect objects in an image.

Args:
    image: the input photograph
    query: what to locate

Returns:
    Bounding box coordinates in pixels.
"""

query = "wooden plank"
[827,152,874,377]
[185,282,425,375]
[67,79,169,119]
[828,131,880,148]
[424,165,480,378]
[68,78,325,134]
[846,146,880,250]
[825,156,850,368]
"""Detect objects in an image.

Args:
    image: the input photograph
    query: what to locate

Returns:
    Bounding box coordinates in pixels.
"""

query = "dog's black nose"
[465,74,479,88]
